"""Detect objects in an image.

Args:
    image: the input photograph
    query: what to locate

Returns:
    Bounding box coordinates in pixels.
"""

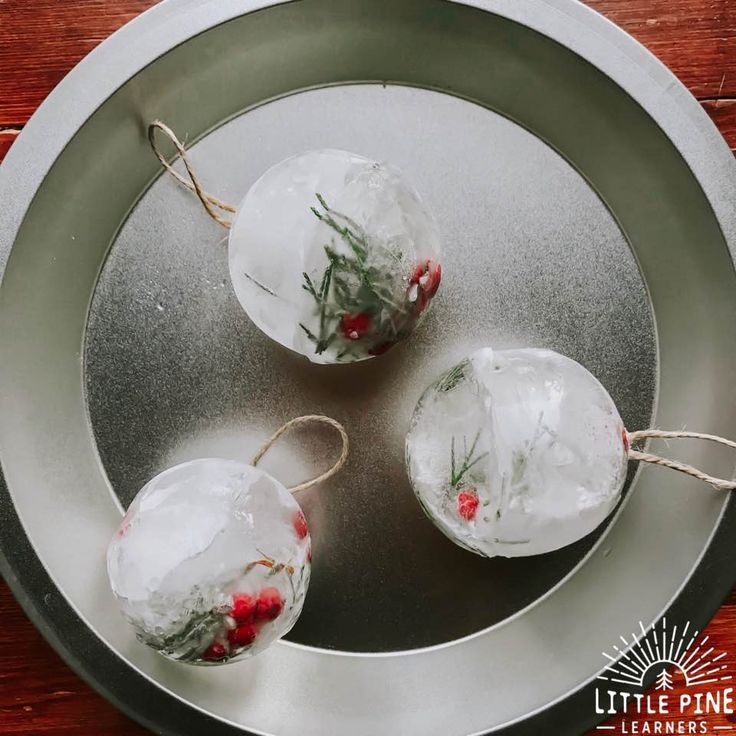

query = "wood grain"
[0,129,19,161]
[0,1,735,735]
[0,0,735,148]
[0,0,155,128]
[0,581,148,735]
[702,97,736,151]
[589,0,736,98]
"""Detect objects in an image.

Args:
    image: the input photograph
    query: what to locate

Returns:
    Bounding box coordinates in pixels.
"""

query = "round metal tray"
[1,1,735,734]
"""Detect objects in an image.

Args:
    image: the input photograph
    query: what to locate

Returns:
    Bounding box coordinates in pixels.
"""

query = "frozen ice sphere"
[107,459,311,664]
[405,348,628,558]
[228,149,442,364]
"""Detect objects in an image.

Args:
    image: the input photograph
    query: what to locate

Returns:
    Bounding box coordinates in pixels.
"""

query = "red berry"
[457,489,479,521]
[227,624,258,649]
[414,289,429,315]
[411,260,442,294]
[293,509,309,541]
[410,263,426,284]
[340,312,372,340]
[230,594,257,624]
[256,587,284,622]
[409,260,441,312]
[425,261,442,297]
[622,428,630,452]
[203,642,228,661]
[307,544,313,563]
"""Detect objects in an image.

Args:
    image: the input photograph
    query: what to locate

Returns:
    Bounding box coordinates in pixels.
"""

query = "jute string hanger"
[148,119,736,493]
[149,125,350,491]
[247,414,349,575]
[626,430,736,492]
[253,415,349,494]
[149,120,236,229]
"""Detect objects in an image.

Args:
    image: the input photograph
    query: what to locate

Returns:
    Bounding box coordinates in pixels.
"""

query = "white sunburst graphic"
[598,618,732,689]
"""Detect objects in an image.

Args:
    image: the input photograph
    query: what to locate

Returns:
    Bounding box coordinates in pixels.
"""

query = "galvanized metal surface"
[1,1,735,735]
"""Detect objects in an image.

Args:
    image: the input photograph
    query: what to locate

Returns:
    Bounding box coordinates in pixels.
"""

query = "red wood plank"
[702,97,736,151]
[0,581,147,735]
[0,130,19,161]
[0,0,158,127]
[0,0,735,126]
[588,0,736,98]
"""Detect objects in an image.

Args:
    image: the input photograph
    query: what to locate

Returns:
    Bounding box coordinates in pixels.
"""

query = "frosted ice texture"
[107,459,311,664]
[228,149,442,364]
[406,348,628,558]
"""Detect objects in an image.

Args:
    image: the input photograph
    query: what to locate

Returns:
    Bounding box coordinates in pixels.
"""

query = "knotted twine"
[252,415,349,493]
[149,122,350,486]
[148,120,236,228]
[626,430,736,491]
[149,121,350,524]
[248,415,349,575]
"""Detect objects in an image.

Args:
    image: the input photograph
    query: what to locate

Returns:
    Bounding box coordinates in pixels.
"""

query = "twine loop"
[148,120,236,229]
[252,415,349,493]
[627,429,736,491]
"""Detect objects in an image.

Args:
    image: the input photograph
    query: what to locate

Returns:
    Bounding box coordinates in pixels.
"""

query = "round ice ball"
[107,459,311,665]
[228,149,442,364]
[406,348,628,558]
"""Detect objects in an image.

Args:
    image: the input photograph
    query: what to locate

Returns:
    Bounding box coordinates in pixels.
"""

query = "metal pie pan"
[1,1,735,734]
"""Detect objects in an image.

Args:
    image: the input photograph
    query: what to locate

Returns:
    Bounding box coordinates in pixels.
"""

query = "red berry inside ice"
[228,624,258,649]
[227,149,442,365]
[340,312,372,341]
[203,642,229,661]
[410,263,426,284]
[411,260,442,298]
[293,509,309,541]
[419,260,441,298]
[622,428,630,452]
[457,489,479,521]
[412,288,429,315]
[256,587,284,622]
[231,593,257,624]
[409,260,442,315]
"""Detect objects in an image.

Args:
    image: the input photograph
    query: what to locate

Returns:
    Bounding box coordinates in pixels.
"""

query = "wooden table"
[0,2,734,734]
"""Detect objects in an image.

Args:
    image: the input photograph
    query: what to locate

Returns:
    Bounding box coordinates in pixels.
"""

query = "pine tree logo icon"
[655,669,673,691]
[597,618,731,688]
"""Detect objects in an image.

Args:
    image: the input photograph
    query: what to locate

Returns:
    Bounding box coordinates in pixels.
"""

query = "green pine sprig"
[300,193,414,358]
[450,431,488,489]
[436,360,469,393]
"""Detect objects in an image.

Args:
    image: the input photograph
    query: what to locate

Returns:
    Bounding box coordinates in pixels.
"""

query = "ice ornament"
[107,459,311,665]
[148,124,442,362]
[406,348,629,558]
[228,149,442,363]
